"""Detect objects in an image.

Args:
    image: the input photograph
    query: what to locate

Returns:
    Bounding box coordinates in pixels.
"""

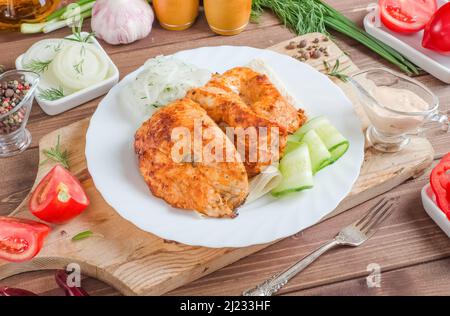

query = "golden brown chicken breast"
[135,98,249,218]
[187,86,287,177]
[209,67,306,133]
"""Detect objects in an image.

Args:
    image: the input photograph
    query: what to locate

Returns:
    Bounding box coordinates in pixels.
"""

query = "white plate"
[364,0,450,83]
[85,46,365,248]
[421,184,450,238]
[15,32,119,116]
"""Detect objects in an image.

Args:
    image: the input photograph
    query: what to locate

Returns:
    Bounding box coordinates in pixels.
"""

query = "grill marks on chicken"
[135,99,249,218]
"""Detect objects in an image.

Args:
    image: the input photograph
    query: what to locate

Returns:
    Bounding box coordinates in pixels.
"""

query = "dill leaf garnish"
[24,59,52,73]
[40,135,70,169]
[39,87,65,101]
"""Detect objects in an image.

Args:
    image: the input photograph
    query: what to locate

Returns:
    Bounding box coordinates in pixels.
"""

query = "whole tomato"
[422,2,450,54]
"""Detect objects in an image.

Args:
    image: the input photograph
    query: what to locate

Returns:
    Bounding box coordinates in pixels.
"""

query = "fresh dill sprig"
[23,59,52,73]
[323,59,350,82]
[65,16,95,43]
[65,31,95,43]
[40,135,70,169]
[73,59,85,75]
[39,87,65,101]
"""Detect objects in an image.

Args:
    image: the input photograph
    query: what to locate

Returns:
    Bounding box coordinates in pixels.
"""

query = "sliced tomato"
[29,165,90,224]
[379,0,437,34]
[0,217,50,262]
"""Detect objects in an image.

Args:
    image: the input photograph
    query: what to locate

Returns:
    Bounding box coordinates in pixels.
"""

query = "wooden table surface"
[1,0,450,296]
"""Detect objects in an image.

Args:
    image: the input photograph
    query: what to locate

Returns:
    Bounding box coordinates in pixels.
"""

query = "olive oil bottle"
[0,0,60,30]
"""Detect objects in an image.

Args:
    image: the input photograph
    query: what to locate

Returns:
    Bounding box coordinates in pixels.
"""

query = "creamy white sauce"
[365,85,430,135]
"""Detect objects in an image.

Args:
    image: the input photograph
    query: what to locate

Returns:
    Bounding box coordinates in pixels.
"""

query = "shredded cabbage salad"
[122,56,211,121]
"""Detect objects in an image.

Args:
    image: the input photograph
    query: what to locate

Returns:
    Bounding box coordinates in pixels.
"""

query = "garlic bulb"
[91,0,154,45]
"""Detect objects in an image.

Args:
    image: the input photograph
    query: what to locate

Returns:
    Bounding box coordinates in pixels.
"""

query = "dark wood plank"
[168,176,450,295]
[286,257,450,296]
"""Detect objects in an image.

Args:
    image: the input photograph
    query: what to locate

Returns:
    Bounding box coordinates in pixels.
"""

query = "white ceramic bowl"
[15,32,119,116]
[421,184,450,238]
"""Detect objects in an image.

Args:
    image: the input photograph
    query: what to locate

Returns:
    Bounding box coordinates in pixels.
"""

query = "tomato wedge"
[0,217,50,262]
[29,165,90,224]
[379,0,437,34]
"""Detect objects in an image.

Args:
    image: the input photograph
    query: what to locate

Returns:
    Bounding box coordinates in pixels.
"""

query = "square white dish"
[421,184,450,238]
[364,0,450,83]
[15,32,119,116]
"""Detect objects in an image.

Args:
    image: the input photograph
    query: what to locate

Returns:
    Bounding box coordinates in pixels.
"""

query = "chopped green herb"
[72,230,93,241]
[39,87,65,101]
[323,59,350,82]
[24,59,52,73]
[40,135,70,169]
[73,59,85,75]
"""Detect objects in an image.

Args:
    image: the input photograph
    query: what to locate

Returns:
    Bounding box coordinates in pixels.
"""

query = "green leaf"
[72,230,93,241]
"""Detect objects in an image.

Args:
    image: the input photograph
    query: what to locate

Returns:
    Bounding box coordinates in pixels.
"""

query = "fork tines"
[355,197,398,235]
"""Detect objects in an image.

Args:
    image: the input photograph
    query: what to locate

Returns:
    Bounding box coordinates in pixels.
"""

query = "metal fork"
[242,197,397,296]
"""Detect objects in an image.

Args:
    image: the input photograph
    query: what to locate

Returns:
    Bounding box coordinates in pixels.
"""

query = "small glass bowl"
[348,68,449,152]
[0,70,39,157]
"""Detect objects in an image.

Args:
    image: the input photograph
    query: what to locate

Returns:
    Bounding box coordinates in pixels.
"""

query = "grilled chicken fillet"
[134,98,249,218]
[208,67,306,133]
[187,67,305,177]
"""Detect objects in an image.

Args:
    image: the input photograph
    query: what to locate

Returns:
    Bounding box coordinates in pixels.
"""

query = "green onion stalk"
[251,0,419,75]
[21,0,95,34]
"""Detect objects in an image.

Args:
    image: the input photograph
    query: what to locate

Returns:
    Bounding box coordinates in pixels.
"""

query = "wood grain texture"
[0,0,449,296]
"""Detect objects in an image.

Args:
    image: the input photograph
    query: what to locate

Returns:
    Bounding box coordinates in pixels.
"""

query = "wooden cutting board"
[0,33,434,295]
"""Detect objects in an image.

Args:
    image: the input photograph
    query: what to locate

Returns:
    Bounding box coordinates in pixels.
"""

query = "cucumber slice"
[290,116,330,142]
[313,123,349,163]
[329,142,349,162]
[271,144,314,197]
[291,116,349,163]
[284,139,301,155]
[302,130,332,173]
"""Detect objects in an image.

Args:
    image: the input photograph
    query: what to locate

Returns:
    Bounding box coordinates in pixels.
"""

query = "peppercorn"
[285,41,296,50]
[0,78,32,135]
[311,50,322,59]
[298,40,308,48]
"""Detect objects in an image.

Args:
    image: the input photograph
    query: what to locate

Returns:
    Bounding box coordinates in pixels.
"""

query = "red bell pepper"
[423,2,450,54]
[430,153,450,219]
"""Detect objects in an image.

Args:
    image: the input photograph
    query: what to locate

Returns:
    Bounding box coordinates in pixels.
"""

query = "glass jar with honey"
[0,0,60,30]
[204,0,252,36]
[153,0,199,31]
